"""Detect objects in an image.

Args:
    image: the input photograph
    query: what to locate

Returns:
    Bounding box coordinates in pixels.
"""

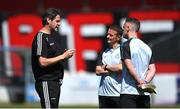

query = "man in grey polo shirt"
[120,18,156,108]
[96,25,126,108]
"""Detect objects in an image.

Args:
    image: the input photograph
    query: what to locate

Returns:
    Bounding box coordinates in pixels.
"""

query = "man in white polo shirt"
[96,25,126,108]
[120,17,156,108]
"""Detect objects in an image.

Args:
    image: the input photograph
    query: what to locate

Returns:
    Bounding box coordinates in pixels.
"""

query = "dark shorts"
[35,80,62,108]
[120,94,150,108]
[98,95,121,108]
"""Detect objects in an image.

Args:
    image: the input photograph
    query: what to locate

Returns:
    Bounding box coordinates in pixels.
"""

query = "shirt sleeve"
[122,40,131,60]
[96,51,103,66]
[149,52,155,64]
[36,33,48,57]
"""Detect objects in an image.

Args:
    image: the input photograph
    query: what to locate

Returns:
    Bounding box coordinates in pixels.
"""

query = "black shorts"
[35,80,62,108]
[120,94,150,108]
[98,95,121,108]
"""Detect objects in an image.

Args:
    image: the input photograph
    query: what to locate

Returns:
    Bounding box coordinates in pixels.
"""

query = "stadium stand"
[0,0,179,14]
[0,0,37,13]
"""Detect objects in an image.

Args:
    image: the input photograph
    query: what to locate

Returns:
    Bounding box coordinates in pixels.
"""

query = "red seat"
[0,0,37,13]
[89,0,141,10]
[145,0,176,7]
[44,0,84,11]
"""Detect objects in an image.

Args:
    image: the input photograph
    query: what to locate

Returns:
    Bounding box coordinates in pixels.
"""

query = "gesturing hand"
[63,49,75,59]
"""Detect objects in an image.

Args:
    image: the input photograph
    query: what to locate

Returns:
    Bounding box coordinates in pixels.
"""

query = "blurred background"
[0,0,180,108]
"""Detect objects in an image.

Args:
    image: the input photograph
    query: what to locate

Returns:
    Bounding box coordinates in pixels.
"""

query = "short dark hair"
[42,8,61,26]
[125,17,140,32]
[109,25,123,37]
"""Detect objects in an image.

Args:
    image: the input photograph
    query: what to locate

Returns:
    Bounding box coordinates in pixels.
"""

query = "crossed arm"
[96,64,122,76]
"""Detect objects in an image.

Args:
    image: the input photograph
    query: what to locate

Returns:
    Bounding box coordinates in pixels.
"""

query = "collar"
[110,44,120,53]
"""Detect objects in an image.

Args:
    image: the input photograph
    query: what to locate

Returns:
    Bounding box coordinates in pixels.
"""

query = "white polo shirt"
[97,44,122,96]
[121,38,154,95]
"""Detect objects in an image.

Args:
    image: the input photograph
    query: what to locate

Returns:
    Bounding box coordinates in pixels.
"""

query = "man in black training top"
[31,8,75,108]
